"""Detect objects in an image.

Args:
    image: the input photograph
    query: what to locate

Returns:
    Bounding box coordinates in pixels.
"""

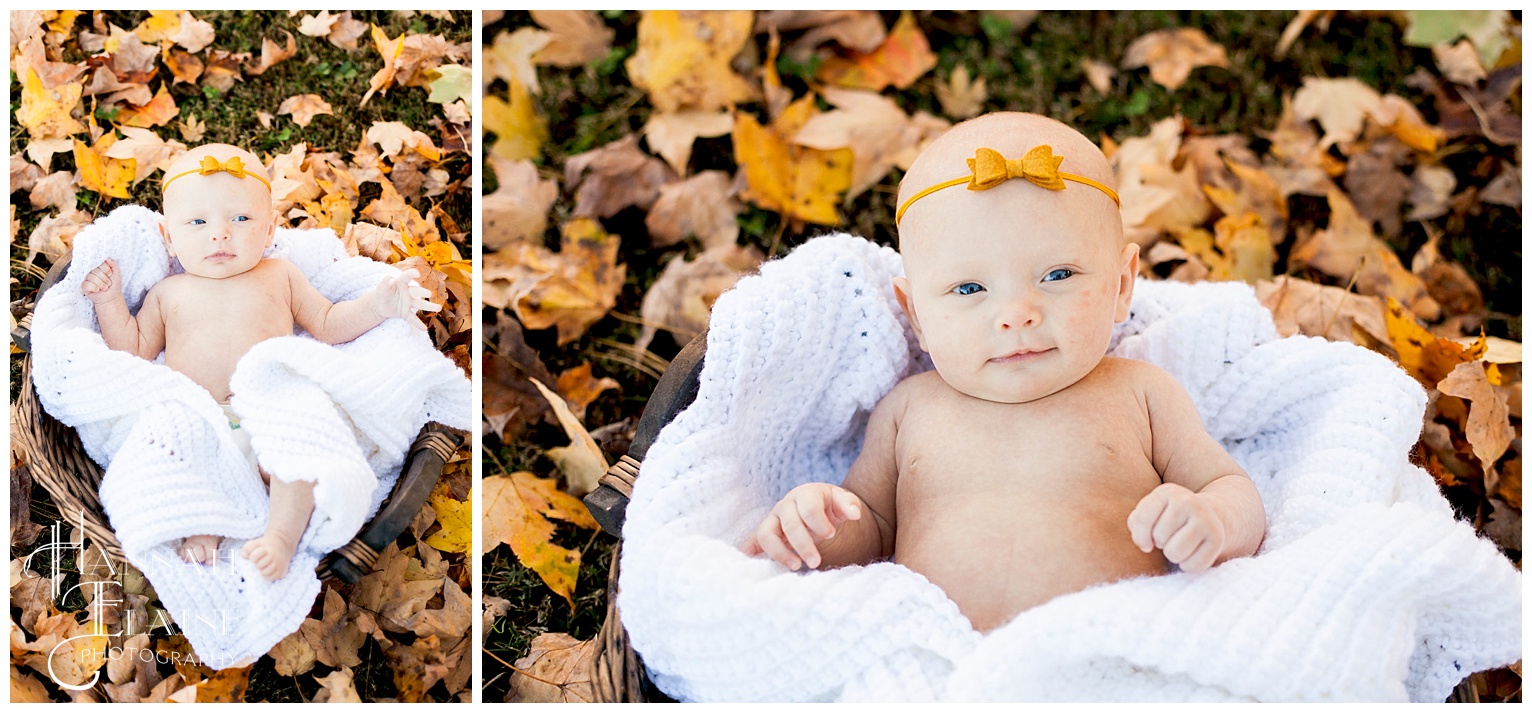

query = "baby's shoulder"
[1097,356,1178,391]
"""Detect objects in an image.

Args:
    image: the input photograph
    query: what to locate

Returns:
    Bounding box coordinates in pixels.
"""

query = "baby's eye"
[189,219,206,226]
[1043,269,1074,282]
[233,215,250,222]
[953,282,984,296]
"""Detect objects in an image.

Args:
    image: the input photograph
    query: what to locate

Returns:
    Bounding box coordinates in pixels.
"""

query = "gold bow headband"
[895,145,1120,224]
[162,155,271,192]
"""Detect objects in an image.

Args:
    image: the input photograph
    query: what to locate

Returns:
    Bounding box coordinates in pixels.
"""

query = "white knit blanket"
[618,234,1522,702]
[29,205,471,669]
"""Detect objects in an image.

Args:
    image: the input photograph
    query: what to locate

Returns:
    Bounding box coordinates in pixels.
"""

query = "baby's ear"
[264,210,278,247]
[158,220,175,256]
[1114,243,1139,323]
[892,276,927,350]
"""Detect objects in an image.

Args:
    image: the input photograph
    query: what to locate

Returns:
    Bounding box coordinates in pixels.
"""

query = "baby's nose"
[996,293,1042,330]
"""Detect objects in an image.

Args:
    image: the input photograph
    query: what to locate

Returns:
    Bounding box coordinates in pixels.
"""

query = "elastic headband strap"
[162,154,271,192]
[896,145,1120,224]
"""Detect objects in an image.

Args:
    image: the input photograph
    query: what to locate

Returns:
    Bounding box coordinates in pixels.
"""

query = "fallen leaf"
[162,46,205,84]
[734,96,854,225]
[74,138,133,199]
[486,26,550,93]
[1111,116,1210,244]
[382,633,454,702]
[643,109,734,176]
[1385,297,1485,385]
[1341,137,1411,238]
[422,483,473,554]
[627,10,757,113]
[1371,94,1443,154]
[312,667,362,703]
[12,666,53,702]
[645,170,743,250]
[484,158,558,251]
[116,84,179,129]
[817,11,937,92]
[484,76,548,161]
[269,629,316,677]
[481,596,511,645]
[794,86,929,201]
[1290,190,1440,321]
[325,11,369,50]
[361,24,406,106]
[24,138,73,172]
[29,171,77,212]
[167,11,215,53]
[1403,10,1513,66]
[11,153,44,193]
[102,126,176,183]
[1082,58,1118,93]
[1121,27,1229,91]
[555,364,620,422]
[1255,275,1390,345]
[482,473,586,605]
[935,64,987,120]
[109,32,159,81]
[486,218,626,345]
[636,244,764,354]
[506,634,597,703]
[1480,162,1520,208]
[483,313,556,440]
[1434,39,1487,85]
[201,49,247,93]
[427,65,472,105]
[531,10,614,67]
[193,665,251,703]
[16,70,86,141]
[246,30,297,75]
[564,134,678,218]
[298,10,339,38]
[299,587,367,669]
[1438,361,1514,471]
[531,378,610,497]
[277,94,334,128]
[26,208,91,263]
[1291,77,1383,149]
[355,543,442,634]
[1406,163,1456,222]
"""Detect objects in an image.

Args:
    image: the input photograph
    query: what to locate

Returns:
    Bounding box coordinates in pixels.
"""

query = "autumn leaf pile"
[483,11,1520,702]
[10,10,473,702]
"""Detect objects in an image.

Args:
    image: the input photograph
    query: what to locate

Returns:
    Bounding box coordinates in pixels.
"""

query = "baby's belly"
[895,484,1168,632]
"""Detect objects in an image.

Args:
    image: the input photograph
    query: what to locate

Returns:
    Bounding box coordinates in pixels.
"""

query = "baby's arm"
[741,386,903,570]
[1127,365,1266,573]
[80,259,167,360]
[286,261,439,344]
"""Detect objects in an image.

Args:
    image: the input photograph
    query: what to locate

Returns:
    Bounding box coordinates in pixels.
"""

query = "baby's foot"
[178,535,222,565]
[240,532,299,581]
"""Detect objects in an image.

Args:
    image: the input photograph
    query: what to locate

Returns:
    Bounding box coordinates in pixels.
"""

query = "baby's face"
[159,169,275,280]
[895,188,1136,404]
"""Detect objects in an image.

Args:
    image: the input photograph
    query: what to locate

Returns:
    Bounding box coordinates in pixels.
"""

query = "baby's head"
[158,143,276,279]
[893,112,1137,404]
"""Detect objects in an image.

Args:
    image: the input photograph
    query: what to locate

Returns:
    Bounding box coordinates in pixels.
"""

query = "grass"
[482,9,1521,703]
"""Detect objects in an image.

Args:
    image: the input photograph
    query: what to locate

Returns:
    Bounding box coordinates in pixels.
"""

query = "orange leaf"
[245,30,297,76]
[1437,361,1515,473]
[361,24,405,106]
[162,46,204,84]
[1384,297,1485,386]
[74,138,133,199]
[116,84,179,129]
[555,363,620,421]
[733,97,853,225]
[817,11,936,91]
[482,473,589,607]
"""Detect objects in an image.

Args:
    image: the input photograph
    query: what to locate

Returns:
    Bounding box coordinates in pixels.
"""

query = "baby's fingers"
[1126,491,1168,553]
[795,496,837,541]
[1161,525,1205,567]
[412,297,442,313]
[778,513,822,570]
[829,488,862,524]
[753,516,801,570]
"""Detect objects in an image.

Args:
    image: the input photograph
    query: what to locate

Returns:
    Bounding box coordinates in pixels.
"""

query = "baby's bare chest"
[895,384,1159,508]
[160,273,295,344]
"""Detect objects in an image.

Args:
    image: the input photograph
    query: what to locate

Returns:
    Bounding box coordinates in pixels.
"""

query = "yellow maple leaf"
[133,9,180,44]
[422,482,472,554]
[485,76,548,161]
[1384,297,1486,386]
[74,137,134,199]
[483,472,598,608]
[17,69,86,140]
[733,96,854,225]
[361,24,405,106]
[626,10,757,113]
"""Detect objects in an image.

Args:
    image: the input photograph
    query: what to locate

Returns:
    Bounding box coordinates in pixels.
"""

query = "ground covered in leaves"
[482,10,1520,703]
[10,10,474,702]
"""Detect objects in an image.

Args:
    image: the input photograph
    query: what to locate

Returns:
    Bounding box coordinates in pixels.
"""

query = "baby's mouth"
[989,348,1053,364]
[206,252,236,262]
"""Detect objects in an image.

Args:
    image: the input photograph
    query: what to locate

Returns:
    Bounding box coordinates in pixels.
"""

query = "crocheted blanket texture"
[617,234,1521,702]
[30,205,471,668]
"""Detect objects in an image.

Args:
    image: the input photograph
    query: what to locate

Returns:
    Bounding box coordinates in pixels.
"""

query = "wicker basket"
[11,253,464,583]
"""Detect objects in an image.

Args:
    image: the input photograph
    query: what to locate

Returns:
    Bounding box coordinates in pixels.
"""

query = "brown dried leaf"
[246,30,297,76]
[935,64,987,120]
[756,11,887,59]
[1256,275,1390,345]
[484,158,558,252]
[110,32,159,80]
[326,12,369,50]
[485,218,625,345]
[565,134,678,218]
[636,244,764,354]
[555,363,619,423]
[1291,77,1384,149]
[193,665,251,702]
[29,171,76,212]
[299,587,365,669]
[1121,27,1229,91]
[531,378,610,497]
[1412,231,1484,320]
[13,665,54,702]
[645,170,742,250]
[1438,361,1514,471]
[298,10,339,38]
[355,543,442,634]
[1289,190,1440,321]
[1341,137,1411,238]
[312,667,362,703]
[1406,164,1456,222]
[643,109,734,176]
[269,629,316,677]
[277,94,334,128]
[531,11,614,67]
[167,11,215,53]
[1082,58,1118,93]
[506,634,597,703]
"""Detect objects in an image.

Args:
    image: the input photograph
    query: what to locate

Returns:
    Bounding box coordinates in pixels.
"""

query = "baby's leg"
[178,535,223,565]
[239,471,315,581]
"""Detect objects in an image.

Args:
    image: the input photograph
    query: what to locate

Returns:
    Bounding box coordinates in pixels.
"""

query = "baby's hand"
[1128,483,1227,573]
[369,267,440,330]
[80,259,124,305]
[741,483,863,571]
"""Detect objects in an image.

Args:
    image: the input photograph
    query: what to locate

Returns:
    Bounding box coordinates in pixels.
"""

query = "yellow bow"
[896,144,1120,224]
[162,154,272,192]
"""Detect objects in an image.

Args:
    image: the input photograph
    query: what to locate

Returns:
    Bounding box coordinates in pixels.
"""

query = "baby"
[80,143,438,581]
[742,113,1267,632]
